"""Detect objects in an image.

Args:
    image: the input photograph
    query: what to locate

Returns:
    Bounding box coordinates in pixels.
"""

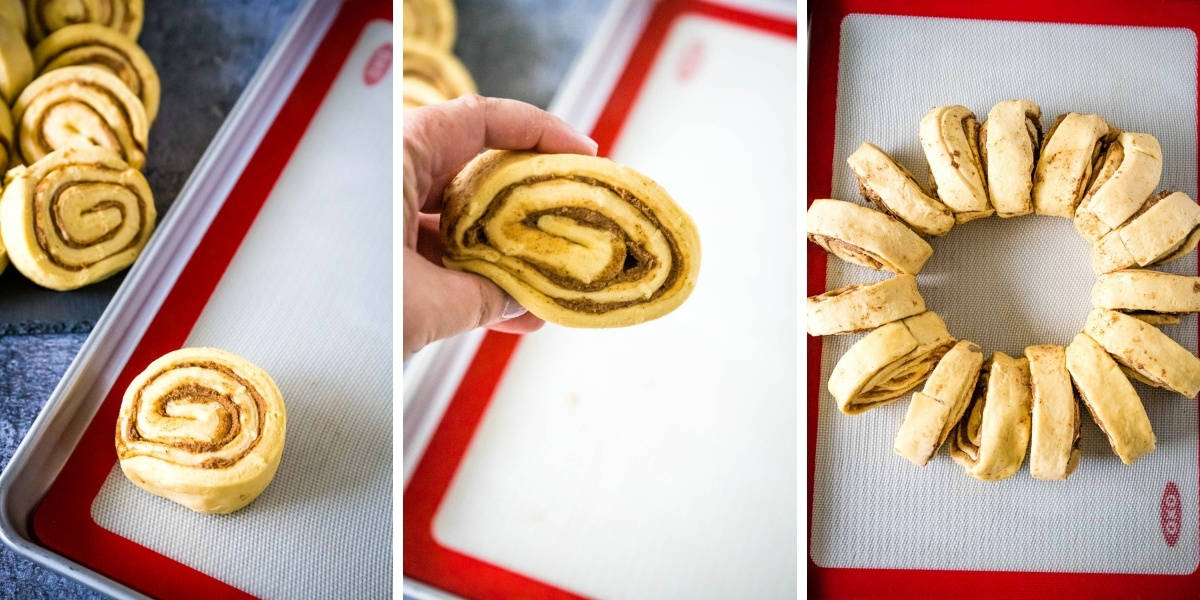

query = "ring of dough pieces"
[894,339,984,467]
[13,65,150,169]
[1073,132,1162,243]
[0,144,154,290]
[26,0,144,42]
[116,347,286,514]
[806,274,925,336]
[1065,333,1155,465]
[1025,345,1080,480]
[0,16,32,104]
[829,311,954,415]
[403,0,456,51]
[920,105,992,223]
[34,23,161,123]
[1032,112,1114,217]
[806,199,932,275]
[441,150,701,328]
[1092,269,1200,325]
[949,352,1032,481]
[1083,308,1200,398]
[0,0,25,35]
[1091,191,1200,274]
[981,99,1041,218]
[402,40,475,109]
[846,141,954,237]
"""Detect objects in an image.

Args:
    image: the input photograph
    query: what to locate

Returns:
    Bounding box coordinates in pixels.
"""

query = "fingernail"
[571,129,599,154]
[500,295,527,320]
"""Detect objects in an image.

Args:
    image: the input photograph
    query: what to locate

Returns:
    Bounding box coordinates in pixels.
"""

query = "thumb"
[404,250,526,355]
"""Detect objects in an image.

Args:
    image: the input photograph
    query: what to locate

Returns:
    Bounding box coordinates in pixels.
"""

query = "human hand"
[403,94,599,359]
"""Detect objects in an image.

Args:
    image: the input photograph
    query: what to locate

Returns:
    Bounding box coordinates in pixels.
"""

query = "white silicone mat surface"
[89,21,392,598]
[810,14,1199,573]
[431,15,796,599]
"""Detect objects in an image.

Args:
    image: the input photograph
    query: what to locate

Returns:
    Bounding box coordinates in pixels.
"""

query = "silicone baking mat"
[25,3,391,598]
[405,2,797,598]
[808,1,1200,597]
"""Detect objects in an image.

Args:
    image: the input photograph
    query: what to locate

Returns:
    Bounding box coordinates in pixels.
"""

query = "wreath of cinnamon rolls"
[809,99,1198,481]
[0,6,158,286]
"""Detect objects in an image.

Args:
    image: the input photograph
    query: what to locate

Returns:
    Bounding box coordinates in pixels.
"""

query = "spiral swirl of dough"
[33,23,159,122]
[26,0,143,42]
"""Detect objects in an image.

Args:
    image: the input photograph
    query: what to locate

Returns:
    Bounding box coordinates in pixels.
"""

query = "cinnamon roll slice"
[0,145,154,290]
[1074,132,1162,243]
[403,0,456,51]
[0,17,32,104]
[1025,345,1080,480]
[1092,269,1200,325]
[441,150,700,327]
[847,142,954,237]
[0,0,25,36]
[894,340,984,467]
[920,105,992,223]
[1065,333,1155,465]
[949,352,1032,481]
[1084,308,1200,398]
[828,311,954,415]
[806,198,933,275]
[33,23,160,122]
[1032,113,1114,218]
[0,100,16,169]
[1091,191,1200,274]
[116,347,287,514]
[981,99,1041,218]
[13,65,150,168]
[26,0,143,42]
[806,274,925,336]
[403,40,475,109]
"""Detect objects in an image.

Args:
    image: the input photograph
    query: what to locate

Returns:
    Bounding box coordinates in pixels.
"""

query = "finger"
[405,249,532,349]
[487,311,546,334]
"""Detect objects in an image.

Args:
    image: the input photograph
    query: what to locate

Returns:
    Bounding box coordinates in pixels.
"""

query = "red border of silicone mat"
[807,1,1200,598]
[402,2,797,599]
[26,2,391,598]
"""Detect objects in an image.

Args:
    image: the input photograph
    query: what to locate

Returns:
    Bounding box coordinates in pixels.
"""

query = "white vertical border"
[798,1,811,597]
[392,4,404,600]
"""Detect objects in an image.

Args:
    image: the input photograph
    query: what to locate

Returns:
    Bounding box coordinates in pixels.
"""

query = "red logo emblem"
[676,40,704,82]
[1162,481,1181,547]
[363,42,392,86]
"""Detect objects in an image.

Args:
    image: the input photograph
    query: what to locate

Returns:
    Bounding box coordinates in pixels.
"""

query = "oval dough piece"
[1025,344,1080,480]
[0,17,32,105]
[403,40,475,109]
[33,23,161,122]
[847,141,954,237]
[829,311,954,415]
[920,105,992,223]
[116,347,287,514]
[1065,332,1155,465]
[26,0,143,42]
[1092,269,1200,325]
[0,0,25,35]
[807,274,926,336]
[894,340,984,467]
[1032,113,1114,218]
[1091,191,1200,274]
[441,150,700,328]
[981,99,1041,218]
[949,352,1032,481]
[403,0,456,51]
[806,198,933,275]
[1074,132,1162,243]
[1083,308,1200,398]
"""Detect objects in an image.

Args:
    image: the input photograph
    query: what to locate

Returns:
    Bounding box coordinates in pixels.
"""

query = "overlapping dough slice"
[806,198,932,275]
[807,274,925,336]
[1073,132,1162,243]
[0,144,154,290]
[949,352,1031,481]
[0,16,32,104]
[829,311,953,414]
[894,340,984,467]
[33,23,160,122]
[1083,308,1200,398]
[1032,113,1114,218]
[0,0,25,35]
[403,40,475,109]
[403,0,456,51]
[116,347,286,514]
[920,105,992,223]
[981,99,1041,218]
[441,150,700,327]
[847,141,954,237]
[1065,332,1155,464]
[1092,269,1200,325]
[26,0,143,42]
[13,65,149,168]
[0,100,15,168]
[1091,191,1200,274]
[1025,345,1080,480]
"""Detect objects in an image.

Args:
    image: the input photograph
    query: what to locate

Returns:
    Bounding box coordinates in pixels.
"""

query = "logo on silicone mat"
[676,39,704,82]
[364,42,392,86]
[1162,481,1182,547]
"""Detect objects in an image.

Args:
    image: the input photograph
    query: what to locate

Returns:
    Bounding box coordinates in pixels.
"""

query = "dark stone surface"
[0,1,300,598]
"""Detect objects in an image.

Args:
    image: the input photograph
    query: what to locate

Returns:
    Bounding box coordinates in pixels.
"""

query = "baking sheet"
[810,14,1198,573]
[424,11,796,598]
[85,20,392,598]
